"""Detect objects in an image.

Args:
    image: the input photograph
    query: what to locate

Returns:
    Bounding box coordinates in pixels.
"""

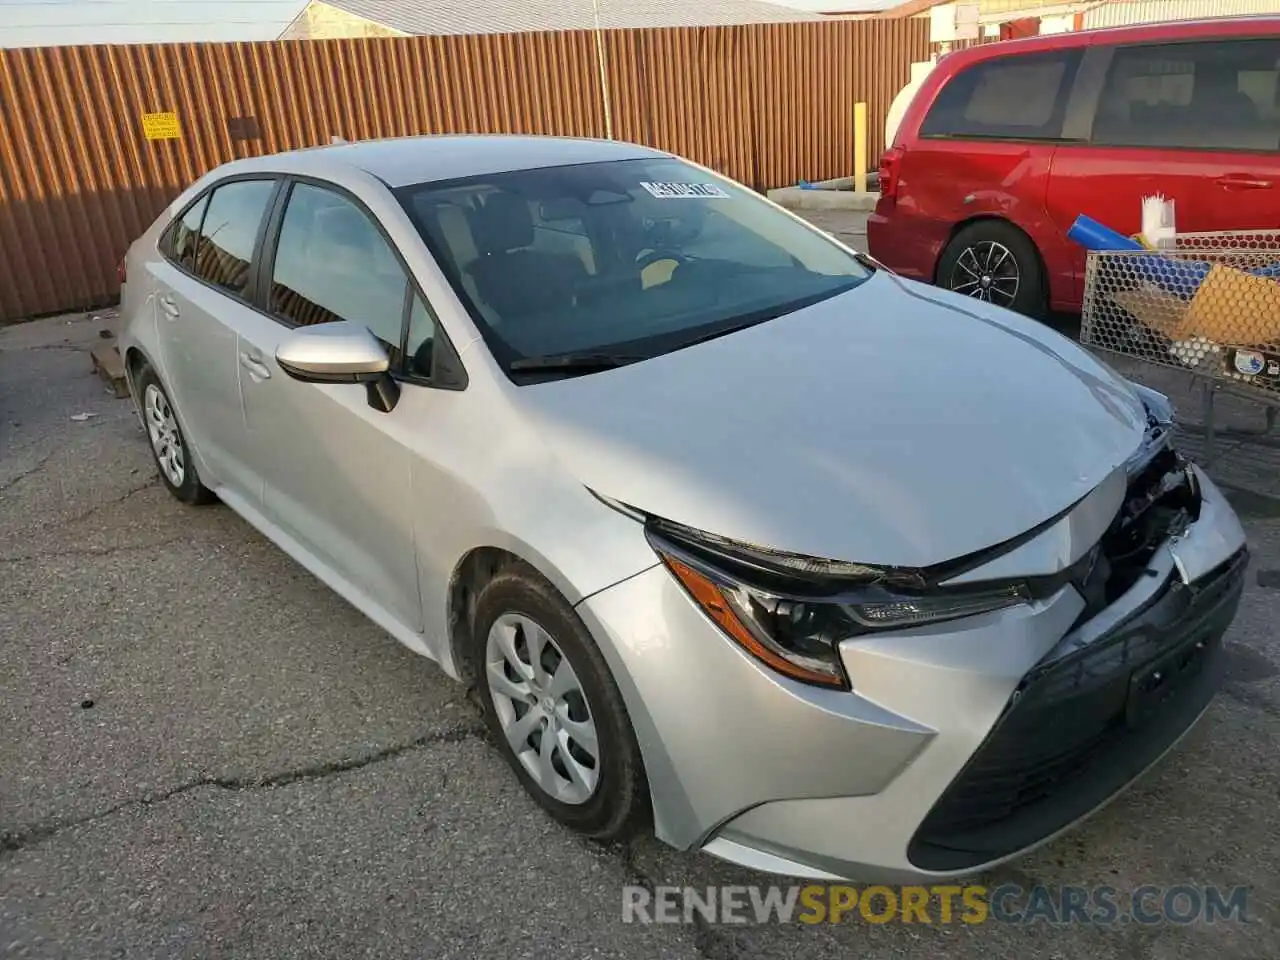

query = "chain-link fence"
[1080,230,1280,460]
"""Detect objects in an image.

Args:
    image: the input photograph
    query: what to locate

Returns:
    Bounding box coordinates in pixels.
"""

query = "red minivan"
[867,16,1280,317]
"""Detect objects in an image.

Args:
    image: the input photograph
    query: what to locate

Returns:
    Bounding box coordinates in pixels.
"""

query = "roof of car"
[226,134,672,188]
[958,13,1277,51]
[917,14,1278,72]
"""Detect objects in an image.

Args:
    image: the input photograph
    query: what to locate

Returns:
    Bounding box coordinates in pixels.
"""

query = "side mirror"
[275,321,400,412]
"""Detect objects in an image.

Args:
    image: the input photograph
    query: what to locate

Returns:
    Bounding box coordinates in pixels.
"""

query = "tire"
[936,220,1047,319]
[136,365,217,506]
[472,568,650,841]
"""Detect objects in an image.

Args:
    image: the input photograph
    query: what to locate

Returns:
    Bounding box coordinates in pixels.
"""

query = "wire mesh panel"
[1080,231,1280,403]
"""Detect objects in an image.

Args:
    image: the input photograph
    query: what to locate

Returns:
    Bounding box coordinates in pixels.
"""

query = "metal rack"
[1079,230,1280,463]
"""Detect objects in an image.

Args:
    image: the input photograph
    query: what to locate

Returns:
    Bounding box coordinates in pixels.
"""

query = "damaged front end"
[1072,391,1202,623]
[621,389,1217,694]
[907,387,1249,872]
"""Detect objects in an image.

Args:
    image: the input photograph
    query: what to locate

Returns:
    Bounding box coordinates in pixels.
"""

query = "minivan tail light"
[878,146,905,203]
[117,257,127,286]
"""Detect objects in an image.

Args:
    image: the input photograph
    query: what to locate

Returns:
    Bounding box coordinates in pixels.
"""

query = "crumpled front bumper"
[577,466,1247,882]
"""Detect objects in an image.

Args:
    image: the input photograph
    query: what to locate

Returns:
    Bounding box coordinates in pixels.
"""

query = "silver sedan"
[118,135,1247,881]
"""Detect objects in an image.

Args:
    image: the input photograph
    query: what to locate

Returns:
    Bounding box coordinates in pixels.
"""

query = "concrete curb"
[91,339,129,399]
[767,176,879,212]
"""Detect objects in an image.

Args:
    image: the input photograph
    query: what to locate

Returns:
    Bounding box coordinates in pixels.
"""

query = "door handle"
[239,351,272,381]
[1215,175,1273,190]
[158,296,180,319]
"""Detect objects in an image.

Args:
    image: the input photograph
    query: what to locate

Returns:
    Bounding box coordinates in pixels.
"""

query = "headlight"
[648,521,1030,690]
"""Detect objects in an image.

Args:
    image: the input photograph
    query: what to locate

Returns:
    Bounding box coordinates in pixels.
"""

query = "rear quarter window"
[162,193,209,271]
[920,50,1082,141]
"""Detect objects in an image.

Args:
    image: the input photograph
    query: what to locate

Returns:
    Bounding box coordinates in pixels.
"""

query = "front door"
[236,180,426,632]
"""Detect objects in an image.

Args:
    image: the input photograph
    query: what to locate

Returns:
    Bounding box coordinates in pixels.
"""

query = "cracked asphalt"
[2,309,1280,960]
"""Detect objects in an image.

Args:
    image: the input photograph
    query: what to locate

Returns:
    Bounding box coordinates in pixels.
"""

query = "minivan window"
[397,158,872,374]
[268,182,409,358]
[1092,39,1280,152]
[192,179,276,298]
[920,50,1082,141]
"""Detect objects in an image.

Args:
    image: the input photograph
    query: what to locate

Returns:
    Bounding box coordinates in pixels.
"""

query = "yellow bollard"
[854,101,868,194]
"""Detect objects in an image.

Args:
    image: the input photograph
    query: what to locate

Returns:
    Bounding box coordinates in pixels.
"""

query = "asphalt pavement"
[2,288,1279,959]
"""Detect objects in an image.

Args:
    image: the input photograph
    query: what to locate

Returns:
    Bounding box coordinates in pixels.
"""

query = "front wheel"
[937,221,1046,319]
[472,568,650,841]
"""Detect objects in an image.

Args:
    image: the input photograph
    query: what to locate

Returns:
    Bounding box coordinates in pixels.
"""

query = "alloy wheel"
[485,613,601,805]
[144,384,185,487]
[949,240,1020,307]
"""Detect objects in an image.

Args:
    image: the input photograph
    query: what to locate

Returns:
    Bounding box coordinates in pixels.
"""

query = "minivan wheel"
[937,221,1046,318]
[472,569,650,840]
[136,366,216,506]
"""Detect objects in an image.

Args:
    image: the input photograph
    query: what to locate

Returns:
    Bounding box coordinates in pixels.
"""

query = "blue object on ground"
[1067,214,1143,252]
[797,180,816,190]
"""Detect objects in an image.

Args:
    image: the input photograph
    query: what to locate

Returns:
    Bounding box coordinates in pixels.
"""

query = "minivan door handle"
[239,350,272,381]
[1215,174,1273,190]
[158,295,180,319]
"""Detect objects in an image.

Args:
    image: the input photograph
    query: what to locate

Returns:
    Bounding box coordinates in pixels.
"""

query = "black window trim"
[918,48,1086,146]
[159,173,285,311]
[1066,34,1280,156]
[255,174,467,392]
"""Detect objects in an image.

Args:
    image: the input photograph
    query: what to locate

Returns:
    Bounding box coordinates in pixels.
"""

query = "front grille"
[908,548,1247,873]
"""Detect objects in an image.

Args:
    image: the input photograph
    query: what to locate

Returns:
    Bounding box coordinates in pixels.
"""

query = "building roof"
[774,0,901,10]
[877,0,1090,17]
[876,0,950,18]
[1082,0,1280,29]
[323,0,824,34]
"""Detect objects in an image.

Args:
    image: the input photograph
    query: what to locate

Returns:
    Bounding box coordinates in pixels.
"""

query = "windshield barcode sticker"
[640,181,730,200]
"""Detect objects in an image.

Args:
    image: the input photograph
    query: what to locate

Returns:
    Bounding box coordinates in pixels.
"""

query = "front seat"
[464,192,586,319]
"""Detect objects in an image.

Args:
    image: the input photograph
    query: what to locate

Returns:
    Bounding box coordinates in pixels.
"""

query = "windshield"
[395,157,872,376]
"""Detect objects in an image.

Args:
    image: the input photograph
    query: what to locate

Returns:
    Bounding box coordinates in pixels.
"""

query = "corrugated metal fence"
[0,20,930,321]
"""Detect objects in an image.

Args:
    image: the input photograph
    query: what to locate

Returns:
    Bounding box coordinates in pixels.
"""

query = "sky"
[0,0,899,48]
[0,0,309,46]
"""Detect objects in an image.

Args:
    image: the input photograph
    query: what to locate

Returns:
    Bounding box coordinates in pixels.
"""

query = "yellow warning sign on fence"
[141,112,181,141]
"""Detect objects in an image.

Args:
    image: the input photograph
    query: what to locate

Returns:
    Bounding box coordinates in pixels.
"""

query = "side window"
[268,182,409,360]
[1092,39,1280,151]
[166,193,209,272]
[405,294,437,379]
[920,51,1081,141]
[192,179,276,298]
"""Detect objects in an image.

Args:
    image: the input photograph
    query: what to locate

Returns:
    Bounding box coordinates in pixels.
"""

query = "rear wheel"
[937,221,1046,318]
[137,365,216,506]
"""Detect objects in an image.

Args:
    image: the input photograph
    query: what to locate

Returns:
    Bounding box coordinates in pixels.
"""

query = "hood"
[517,272,1147,568]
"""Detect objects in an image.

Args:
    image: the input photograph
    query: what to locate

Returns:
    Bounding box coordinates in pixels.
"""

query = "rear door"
[1046,36,1280,301]
[150,177,280,503]
[898,47,1083,296]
